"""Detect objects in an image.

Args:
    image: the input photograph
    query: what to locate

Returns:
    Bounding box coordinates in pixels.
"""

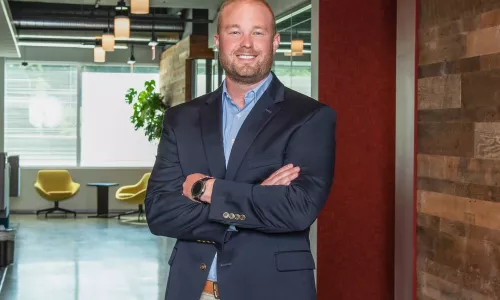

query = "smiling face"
[215,0,280,85]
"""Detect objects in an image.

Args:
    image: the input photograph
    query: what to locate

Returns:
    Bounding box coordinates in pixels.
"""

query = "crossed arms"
[144,105,336,245]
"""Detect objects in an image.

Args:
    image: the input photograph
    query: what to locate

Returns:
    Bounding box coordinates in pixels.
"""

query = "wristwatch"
[191,176,212,202]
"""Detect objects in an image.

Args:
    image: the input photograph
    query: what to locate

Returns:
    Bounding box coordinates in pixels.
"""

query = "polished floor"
[0,214,175,300]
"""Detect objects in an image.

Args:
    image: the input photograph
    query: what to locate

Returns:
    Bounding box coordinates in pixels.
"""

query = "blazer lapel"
[200,86,226,179]
[225,74,286,181]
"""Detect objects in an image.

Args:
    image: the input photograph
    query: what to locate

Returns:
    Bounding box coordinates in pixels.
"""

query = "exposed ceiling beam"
[12,16,184,32]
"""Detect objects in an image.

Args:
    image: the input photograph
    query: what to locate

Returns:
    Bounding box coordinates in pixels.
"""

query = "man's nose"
[240,34,253,48]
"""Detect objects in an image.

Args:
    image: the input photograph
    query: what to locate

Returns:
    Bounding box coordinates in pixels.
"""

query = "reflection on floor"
[0,214,175,300]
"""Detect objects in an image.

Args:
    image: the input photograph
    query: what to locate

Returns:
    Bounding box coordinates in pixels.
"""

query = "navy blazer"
[145,73,336,300]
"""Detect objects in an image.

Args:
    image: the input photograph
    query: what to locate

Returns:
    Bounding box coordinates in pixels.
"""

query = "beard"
[219,43,274,85]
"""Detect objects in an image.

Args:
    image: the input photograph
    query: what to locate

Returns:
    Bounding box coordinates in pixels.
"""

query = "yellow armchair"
[34,170,80,218]
[115,173,150,220]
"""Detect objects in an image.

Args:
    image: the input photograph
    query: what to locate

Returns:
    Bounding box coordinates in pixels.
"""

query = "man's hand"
[261,164,300,186]
[183,173,215,204]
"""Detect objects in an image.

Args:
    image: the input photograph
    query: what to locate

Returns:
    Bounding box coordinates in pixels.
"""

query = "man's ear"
[273,33,280,53]
[214,34,220,50]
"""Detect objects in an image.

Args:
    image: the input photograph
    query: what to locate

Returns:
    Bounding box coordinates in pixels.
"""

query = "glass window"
[4,63,78,166]
[80,67,159,167]
[194,59,207,98]
[3,62,160,167]
[273,3,312,97]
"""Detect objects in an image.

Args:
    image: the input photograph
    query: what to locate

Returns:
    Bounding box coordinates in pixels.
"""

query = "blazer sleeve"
[208,105,336,233]
[145,109,229,245]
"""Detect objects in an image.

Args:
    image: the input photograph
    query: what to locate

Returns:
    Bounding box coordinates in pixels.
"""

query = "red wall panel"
[317,0,397,299]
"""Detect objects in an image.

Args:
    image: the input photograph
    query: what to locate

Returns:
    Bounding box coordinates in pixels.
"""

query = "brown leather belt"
[203,280,220,299]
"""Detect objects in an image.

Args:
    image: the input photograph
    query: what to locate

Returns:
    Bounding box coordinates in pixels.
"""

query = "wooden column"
[159,35,214,107]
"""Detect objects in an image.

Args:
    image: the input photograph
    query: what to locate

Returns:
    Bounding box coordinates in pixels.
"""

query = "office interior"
[0,0,497,299]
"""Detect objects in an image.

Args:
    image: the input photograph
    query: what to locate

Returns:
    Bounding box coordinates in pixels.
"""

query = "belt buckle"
[213,282,220,299]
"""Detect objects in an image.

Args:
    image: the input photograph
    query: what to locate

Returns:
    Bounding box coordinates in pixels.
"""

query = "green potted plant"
[125,79,167,142]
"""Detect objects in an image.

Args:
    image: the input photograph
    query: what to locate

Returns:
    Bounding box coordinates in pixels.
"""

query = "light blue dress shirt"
[207,73,273,282]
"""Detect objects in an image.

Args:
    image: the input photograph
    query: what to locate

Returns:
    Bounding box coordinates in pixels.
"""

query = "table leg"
[97,186,109,215]
[88,186,114,218]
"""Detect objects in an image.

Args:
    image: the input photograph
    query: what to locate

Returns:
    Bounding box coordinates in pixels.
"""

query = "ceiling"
[0,0,311,59]
[8,0,223,9]
[0,0,221,58]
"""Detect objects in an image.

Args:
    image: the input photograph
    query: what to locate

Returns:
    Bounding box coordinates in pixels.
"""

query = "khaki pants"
[200,292,217,300]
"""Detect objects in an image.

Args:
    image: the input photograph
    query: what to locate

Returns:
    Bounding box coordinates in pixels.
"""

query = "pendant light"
[285,39,304,56]
[114,11,130,38]
[102,33,115,51]
[115,0,128,11]
[127,44,136,72]
[94,40,105,63]
[131,0,149,14]
[291,40,304,53]
[148,8,158,60]
[102,9,115,51]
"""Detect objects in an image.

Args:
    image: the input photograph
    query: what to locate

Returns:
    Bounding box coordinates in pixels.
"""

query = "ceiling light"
[149,35,158,60]
[114,15,130,38]
[284,40,304,56]
[148,36,158,47]
[131,0,149,14]
[115,0,128,11]
[291,40,303,52]
[94,45,105,63]
[127,55,136,65]
[102,33,115,51]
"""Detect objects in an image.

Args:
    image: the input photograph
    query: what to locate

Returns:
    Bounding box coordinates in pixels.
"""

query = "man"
[145,0,336,299]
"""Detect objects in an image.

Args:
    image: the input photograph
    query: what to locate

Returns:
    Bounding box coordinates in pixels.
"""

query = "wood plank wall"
[159,35,214,107]
[417,1,500,299]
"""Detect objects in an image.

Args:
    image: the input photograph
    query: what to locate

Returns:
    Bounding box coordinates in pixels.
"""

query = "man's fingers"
[261,164,293,185]
[267,164,294,180]
[262,166,300,186]
[275,169,299,185]
[273,167,299,182]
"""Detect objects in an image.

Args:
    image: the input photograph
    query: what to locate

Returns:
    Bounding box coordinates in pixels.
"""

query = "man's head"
[214,0,280,85]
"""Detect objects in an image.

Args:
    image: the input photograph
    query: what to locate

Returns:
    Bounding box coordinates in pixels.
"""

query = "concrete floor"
[0,214,175,300]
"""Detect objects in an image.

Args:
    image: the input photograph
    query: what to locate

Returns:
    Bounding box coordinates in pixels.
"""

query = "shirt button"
[200,263,207,271]
[232,139,235,144]
[237,114,241,118]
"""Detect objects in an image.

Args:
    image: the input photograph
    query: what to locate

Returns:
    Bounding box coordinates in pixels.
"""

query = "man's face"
[215,1,280,85]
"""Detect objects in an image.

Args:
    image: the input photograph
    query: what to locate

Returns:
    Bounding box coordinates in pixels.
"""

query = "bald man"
[145,1,337,299]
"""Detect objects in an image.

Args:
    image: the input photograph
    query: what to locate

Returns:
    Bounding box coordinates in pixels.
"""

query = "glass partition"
[273,3,312,96]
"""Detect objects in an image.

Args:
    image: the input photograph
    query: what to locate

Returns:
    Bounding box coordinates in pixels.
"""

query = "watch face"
[192,181,203,195]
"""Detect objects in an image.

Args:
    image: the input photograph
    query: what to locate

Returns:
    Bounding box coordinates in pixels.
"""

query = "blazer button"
[223,212,229,219]
[229,213,235,219]
[235,214,240,220]
[240,215,246,221]
[200,263,207,271]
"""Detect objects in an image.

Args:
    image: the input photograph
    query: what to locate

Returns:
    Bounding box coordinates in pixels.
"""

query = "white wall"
[11,167,151,213]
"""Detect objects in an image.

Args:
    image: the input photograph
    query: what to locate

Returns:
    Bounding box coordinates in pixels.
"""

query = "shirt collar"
[222,73,273,105]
